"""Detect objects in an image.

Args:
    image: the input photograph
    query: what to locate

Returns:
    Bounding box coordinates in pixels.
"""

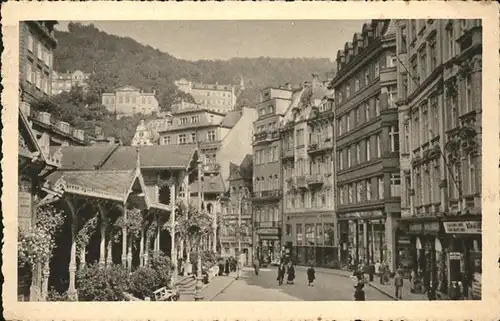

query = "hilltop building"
[395,19,482,299]
[51,70,91,95]
[101,85,160,118]
[330,20,399,272]
[131,112,173,146]
[174,78,242,114]
[280,75,336,267]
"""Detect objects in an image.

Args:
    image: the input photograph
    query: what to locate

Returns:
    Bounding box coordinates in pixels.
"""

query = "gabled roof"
[115,85,141,92]
[50,145,119,170]
[190,174,225,194]
[220,110,242,128]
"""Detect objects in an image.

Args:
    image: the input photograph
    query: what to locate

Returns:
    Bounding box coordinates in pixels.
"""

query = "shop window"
[316,224,323,245]
[296,224,303,245]
[324,224,335,246]
[305,224,315,245]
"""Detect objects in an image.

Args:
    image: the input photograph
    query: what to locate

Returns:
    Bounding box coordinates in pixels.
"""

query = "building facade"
[131,113,172,146]
[396,19,482,299]
[251,86,293,264]
[174,78,242,114]
[102,85,160,118]
[331,20,401,272]
[280,75,337,267]
[19,21,57,105]
[51,70,90,95]
[219,156,253,265]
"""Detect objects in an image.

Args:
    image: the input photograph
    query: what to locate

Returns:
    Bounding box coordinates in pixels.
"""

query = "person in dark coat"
[286,262,295,284]
[354,283,366,301]
[218,259,225,276]
[224,259,230,275]
[307,265,316,286]
[277,263,286,285]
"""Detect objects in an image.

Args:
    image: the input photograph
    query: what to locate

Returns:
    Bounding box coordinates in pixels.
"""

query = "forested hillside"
[54,22,335,109]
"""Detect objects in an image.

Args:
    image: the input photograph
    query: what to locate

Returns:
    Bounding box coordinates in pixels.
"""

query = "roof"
[50,169,138,202]
[192,83,234,92]
[190,174,225,194]
[220,110,242,128]
[101,145,198,170]
[50,144,198,171]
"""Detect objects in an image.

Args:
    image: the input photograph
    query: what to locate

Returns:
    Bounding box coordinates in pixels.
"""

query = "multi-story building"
[131,112,172,146]
[219,155,253,264]
[174,78,243,114]
[51,70,90,95]
[251,85,294,264]
[331,20,400,272]
[280,75,337,267]
[395,19,482,299]
[158,101,257,187]
[19,21,57,105]
[101,85,160,118]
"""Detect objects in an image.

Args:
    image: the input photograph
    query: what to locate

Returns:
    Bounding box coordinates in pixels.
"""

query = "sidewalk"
[295,266,428,301]
[179,272,237,301]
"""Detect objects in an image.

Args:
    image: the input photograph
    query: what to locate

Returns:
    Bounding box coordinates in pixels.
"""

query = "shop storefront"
[442,219,482,300]
[256,228,281,265]
[292,219,338,268]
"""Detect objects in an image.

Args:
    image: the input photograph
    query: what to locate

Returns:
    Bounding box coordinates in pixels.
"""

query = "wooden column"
[121,207,128,268]
[127,234,133,271]
[66,198,79,301]
[155,214,161,255]
[98,204,107,266]
[170,183,177,281]
[106,237,113,266]
[139,223,145,267]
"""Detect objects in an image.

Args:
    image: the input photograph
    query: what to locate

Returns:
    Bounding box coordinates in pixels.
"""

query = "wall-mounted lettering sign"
[443,221,481,234]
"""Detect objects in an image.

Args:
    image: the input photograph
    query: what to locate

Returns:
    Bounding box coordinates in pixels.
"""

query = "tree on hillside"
[234,87,261,110]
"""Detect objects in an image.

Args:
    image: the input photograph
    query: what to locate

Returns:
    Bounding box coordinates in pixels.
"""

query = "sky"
[56,20,368,61]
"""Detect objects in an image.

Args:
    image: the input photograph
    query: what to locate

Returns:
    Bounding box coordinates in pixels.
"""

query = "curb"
[207,277,237,301]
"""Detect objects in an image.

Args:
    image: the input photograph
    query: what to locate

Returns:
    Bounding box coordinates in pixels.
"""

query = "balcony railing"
[282,148,294,159]
[30,108,89,143]
[306,174,324,186]
[252,189,282,200]
[307,138,334,154]
[254,221,282,228]
[296,175,307,189]
[253,130,279,144]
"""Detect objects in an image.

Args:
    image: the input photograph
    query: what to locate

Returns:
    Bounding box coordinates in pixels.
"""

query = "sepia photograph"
[16,17,485,304]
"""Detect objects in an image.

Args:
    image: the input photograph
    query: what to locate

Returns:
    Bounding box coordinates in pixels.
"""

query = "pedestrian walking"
[286,261,295,284]
[354,283,365,301]
[394,269,404,300]
[368,261,375,282]
[224,259,230,275]
[253,256,260,276]
[277,262,286,285]
[307,264,316,286]
[218,258,225,276]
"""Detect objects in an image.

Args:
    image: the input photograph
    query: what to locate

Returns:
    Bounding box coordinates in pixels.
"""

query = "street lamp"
[236,186,250,280]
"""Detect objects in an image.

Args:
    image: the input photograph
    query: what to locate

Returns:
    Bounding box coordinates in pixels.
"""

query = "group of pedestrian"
[218,257,237,276]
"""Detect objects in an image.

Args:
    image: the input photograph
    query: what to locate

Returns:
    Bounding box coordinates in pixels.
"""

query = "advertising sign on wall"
[443,221,481,234]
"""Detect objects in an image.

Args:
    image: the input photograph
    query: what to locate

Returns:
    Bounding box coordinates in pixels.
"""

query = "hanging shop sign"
[443,221,481,234]
[408,223,423,234]
[449,252,461,260]
[341,211,384,220]
[423,222,440,233]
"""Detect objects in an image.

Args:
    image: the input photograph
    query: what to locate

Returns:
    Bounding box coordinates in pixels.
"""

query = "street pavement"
[211,266,393,301]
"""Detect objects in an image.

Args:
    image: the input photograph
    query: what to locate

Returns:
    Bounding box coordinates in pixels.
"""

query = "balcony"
[254,221,282,228]
[72,129,85,141]
[307,138,334,154]
[252,189,282,201]
[253,130,280,145]
[203,162,221,174]
[380,66,397,85]
[38,111,52,125]
[296,175,307,189]
[282,148,294,159]
[306,174,324,187]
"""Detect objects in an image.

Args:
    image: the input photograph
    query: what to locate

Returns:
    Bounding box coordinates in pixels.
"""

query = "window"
[207,131,216,141]
[338,91,343,104]
[346,84,351,98]
[346,113,351,132]
[404,122,410,154]
[364,69,370,85]
[142,97,146,104]
[180,117,188,125]
[25,63,32,83]
[125,96,130,103]
[366,180,372,201]
[35,71,41,88]
[404,172,412,206]
[348,184,354,203]
[419,49,427,80]
[37,44,43,60]
[389,125,400,152]
[163,136,171,145]
[190,132,197,143]
[366,138,371,161]
[402,73,409,100]
[429,38,437,70]
[339,187,344,205]
[410,57,419,85]
[296,224,303,245]
[386,55,397,68]
[374,61,380,78]
[178,134,187,144]
[446,25,455,60]
[422,106,429,142]
[390,173,401,197]
[388,86,397,109]
[355,107,360,126]
[338,118,344,136]
[191,116,199,123]
[356,143,361,164]
[375,96,380,116]
[376,134,381,157]
[378,177,384,199]
[400,25,407,53]
[365,103,370,121]
[468,154,476,194]
[430,96,439,138]
[410,20,417,42]
[339,150,344,170]
[465,75,472,113]
[355,78,360,92]
[27,34,34,52]
[356,182,362,202]
[347,148,352,167]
